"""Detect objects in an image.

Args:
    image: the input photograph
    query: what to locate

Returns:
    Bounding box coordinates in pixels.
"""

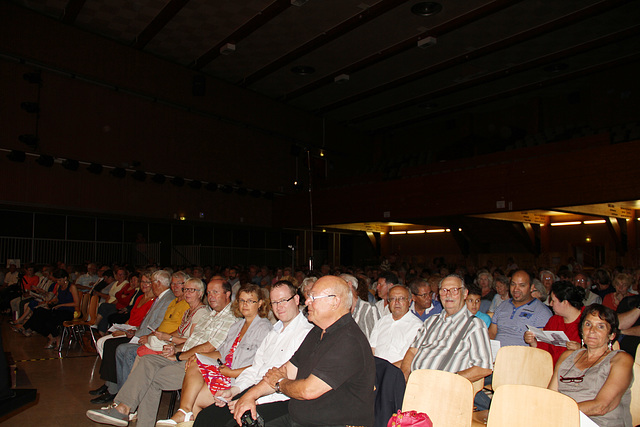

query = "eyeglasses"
[388,297,409,303]
[307,294,336,302]
[272,294,296,307]
[439,287,464,296]
[183,288,199,293]
[559,375,584,383]
[238,299,258,305]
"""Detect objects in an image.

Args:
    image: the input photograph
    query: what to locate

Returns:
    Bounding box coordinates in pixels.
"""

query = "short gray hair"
[153,270,171,288]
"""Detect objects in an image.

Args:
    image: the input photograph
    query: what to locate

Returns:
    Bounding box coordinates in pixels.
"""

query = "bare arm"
[400,347,417,382]
[457,366,492,383]
[488,323,498,340]
[578,352,633,416]
[618,307,640,330]
[620,325,640,337]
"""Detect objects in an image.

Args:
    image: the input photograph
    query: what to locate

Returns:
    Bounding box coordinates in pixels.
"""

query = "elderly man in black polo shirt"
[233,275,375,427]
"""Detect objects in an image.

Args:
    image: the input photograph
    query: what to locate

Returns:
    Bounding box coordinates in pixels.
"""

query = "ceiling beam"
[61,0,85,24]
[471,211,547,225]
[558,203,634,219]
[282,0,522,101]
[239,0,410,87]
[319,0,631,115]
[192,0,292,70]
[375,51,640,134]
[346,21,640,126]
[133,0,190,49]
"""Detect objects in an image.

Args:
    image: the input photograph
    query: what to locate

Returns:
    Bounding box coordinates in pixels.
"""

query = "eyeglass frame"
[307,294,336,303]
[439,286,465,296]
[272,294,296,307]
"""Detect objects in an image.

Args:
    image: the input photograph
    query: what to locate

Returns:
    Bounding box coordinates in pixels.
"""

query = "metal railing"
[0,237,160,266]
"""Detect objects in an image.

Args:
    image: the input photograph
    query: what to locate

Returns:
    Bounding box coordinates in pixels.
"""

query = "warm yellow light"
[586,237,592,242]
[426,229,446,233]
[389,231,406,235]
[583,220,606,225]
[179,215,186,221]
[458,228,462,232]
[322,229,326,233]
[407,230,425,234]
[445,229,451,232]
[550,221,582,226]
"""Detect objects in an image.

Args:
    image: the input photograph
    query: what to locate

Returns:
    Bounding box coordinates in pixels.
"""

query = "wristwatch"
[275,377,285,393]
[175,351,182,361]
[169,336,173,343]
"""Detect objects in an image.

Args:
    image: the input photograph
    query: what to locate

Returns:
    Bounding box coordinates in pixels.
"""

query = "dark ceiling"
[8,0,640,136]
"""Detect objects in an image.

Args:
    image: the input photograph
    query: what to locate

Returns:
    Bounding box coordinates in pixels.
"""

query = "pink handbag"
[387,410,433,427]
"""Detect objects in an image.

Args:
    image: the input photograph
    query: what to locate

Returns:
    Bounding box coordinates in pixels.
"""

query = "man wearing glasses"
[400,275,492,383]
[369,285,422,367]
[232,275,375,427]
[192,280,313,426]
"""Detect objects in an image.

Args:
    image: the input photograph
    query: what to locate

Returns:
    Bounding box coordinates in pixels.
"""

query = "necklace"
[560,348,610,383]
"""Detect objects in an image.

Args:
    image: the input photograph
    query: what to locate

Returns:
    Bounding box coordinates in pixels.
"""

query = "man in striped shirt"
[400,275,492,383]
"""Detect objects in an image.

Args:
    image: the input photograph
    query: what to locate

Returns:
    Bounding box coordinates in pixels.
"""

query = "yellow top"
[157,298,190,333]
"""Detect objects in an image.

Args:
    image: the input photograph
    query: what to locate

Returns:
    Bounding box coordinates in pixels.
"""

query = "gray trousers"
[115,354,185,427]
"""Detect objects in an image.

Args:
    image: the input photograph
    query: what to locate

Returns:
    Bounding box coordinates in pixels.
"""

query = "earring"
[608,341,613,351]
[581,339,584,347]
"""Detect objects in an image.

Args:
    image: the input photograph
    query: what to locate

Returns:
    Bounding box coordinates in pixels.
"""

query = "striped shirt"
[491,298,552,346]
[410,307,492,373]
[352,298,380,339]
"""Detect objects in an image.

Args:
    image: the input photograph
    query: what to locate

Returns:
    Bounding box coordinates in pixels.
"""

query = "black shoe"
[89,384,108,396]
[91,392,116,404]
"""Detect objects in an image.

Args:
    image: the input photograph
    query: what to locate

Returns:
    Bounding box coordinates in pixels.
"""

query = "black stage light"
[36,155,54,167]
[7,150,26,162]
[62,159,79,171]
[188,180,202,189]
[87,163,103,174]
[132,170,147,182]
[171,176,184,187]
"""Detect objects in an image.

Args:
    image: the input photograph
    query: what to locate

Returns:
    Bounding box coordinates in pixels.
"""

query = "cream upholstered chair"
[403,369,474,427]
[491,345,553,389]
[471,346,554,426]
[486,384,579,427]
[630,362,640,426]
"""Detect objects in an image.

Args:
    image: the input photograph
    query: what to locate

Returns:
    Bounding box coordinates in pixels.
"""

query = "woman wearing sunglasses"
[549,304,633,426]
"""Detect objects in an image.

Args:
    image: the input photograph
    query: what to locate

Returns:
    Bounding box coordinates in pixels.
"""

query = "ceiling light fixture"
[7,150,26,162]
[583,220,606,225]
[550,221,581,226]
[36,155,54,167]
[426,228,446,233]
[407,230,425,234]
[389,231,406,235]
[411,2,442,16]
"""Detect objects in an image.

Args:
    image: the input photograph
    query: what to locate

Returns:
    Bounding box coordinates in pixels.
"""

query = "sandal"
[156,409,193,426]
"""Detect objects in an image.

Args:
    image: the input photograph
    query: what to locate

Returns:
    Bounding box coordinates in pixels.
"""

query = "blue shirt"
[475,311,491,328]
[491,298,552,346]
[410,300,443,322]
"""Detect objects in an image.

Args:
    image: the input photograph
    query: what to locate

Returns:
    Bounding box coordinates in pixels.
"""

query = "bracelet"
[169,336,173,343]
[175,351,182,362]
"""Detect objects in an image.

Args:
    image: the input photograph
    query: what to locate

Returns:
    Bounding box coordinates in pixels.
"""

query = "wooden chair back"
[79,292,91,321]
[86,295,100,325]
[403,369,473,427]
[492,345,553,389]
[631,362,640,426]
[486,384,579,427]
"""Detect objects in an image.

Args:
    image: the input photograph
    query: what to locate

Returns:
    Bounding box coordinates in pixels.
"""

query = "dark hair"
[409,278,429,294]
[551,281,585,310]
[51,269,69,280]
[465,282,482,297]
[379,271,399,285]
[578,304,619,341]
[102,269,115,278]
[593,268,611,286]
[272,280,297,297]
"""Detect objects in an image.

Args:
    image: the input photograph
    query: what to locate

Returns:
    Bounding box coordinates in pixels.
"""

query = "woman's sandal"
[156,408,193,426]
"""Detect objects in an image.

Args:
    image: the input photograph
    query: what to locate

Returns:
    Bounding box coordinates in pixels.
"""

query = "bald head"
[306,275,352,329]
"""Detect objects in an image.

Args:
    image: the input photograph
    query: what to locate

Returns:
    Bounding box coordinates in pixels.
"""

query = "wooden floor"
[0,317,173,426]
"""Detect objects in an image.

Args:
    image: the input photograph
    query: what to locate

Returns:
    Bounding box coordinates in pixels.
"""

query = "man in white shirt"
[192,280,313,427]
[369,285,422,367]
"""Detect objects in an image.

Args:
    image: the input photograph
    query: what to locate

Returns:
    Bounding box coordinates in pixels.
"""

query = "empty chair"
[403,369,474,427]
[492,345,553,389]
[630,363,640,426]
[486,384,579,427]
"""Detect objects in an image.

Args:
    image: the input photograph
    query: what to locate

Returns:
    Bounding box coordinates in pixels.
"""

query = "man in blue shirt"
[409,278,442,322]
[489,270,552,346]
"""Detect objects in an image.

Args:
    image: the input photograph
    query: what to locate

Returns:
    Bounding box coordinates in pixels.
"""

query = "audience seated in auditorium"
[465,283,491,328]
[574,272,602,306]
[86,277,236,427]
[603,273,633,311]
[408,278,442,322]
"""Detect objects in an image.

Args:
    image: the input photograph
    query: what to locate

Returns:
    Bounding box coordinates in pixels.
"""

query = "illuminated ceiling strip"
[426,229,446,233]
[389,231,406,235]
[583,220,606,224]
[550,221,582,226]
[407,230,425,234]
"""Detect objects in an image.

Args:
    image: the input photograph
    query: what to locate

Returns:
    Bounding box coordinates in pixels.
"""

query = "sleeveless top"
[557,348,632,426]
[57,287,75,312]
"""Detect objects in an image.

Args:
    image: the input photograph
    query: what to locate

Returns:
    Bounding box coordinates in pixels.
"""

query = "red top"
[128,295,155,327]
[114,284,137,310]
[602,292,632,311]
[22,276,39,291]
[537,307,583,366]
